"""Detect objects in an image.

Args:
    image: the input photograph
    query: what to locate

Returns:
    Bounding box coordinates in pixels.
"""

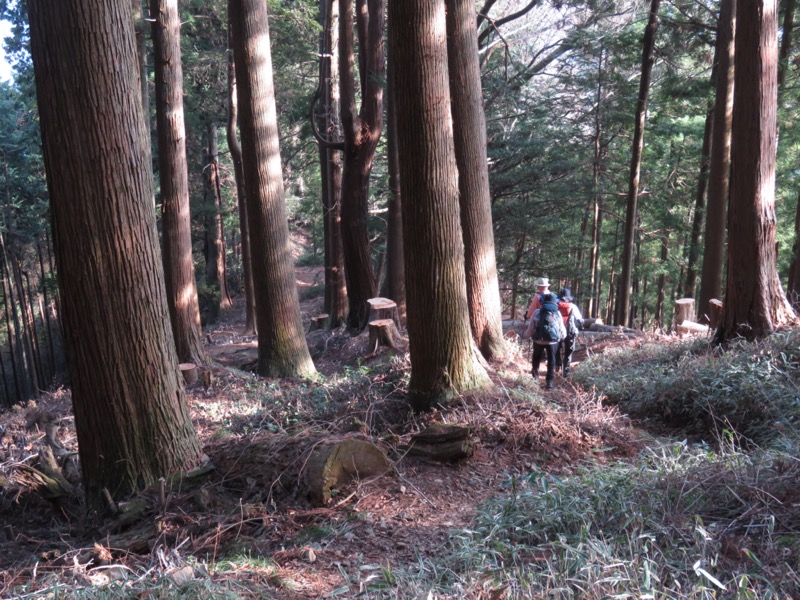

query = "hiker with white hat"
[524,277,551,321]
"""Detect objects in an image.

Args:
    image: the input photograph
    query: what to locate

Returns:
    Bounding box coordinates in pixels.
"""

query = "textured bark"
[0,261,20,403]
[716,0,796,342]
[227,26,257,335]
[382,23,406,323]
[388,0,491,410]
[684,104,713,302]
[132,0,150,142]
[339,0,384,331]
[318,0,347,328]
[655,231,669,328]
[446,0,506,361]
[204,123,233,314]
[698,0,735,323]
[778,0,795,90]
[28,0,201,504]
[151,0,206,365]
[230,0,317,378]
[588,48,606,319]
[616,0,660,326]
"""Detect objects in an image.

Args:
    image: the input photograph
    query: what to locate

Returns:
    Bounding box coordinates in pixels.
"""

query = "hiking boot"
[545,380,553,390]
[563,369,570,379]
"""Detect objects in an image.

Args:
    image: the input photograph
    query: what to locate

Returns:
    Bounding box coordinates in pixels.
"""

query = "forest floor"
[0,264,681,599]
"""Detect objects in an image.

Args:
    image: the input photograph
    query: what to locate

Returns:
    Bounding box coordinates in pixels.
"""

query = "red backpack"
[557,301,571,325]
[557,301,579,336]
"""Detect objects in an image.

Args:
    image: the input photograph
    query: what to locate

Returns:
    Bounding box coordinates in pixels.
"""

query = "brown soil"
[0,266,647,599]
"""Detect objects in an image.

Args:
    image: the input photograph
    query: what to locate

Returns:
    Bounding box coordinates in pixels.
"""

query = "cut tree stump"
[210,434,390,506]
[708,298,723,329]
[179,363,198,386]
[674,298,695,330]
[367,319,401,355]
[367,297,401,329]
[304,438,390,505]
[310,314,329,330]
[402,423,473,463]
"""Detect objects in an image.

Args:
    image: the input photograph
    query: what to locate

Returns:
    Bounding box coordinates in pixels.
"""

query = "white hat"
[535,277,549,287]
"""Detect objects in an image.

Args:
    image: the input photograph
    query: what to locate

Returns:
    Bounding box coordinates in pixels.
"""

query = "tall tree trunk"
[388,0,491,410]
[698,0,735,322]
[318,0,348,328]
[28,0,202,504]
[446,0,506,361]
[0,260,21,403]
[716,0,796,342]
[382,28,406,323]
[778,0,796,90]
[227,25,257,335]
[616,0,661,326]
[338,0,384,331]
[684,104,714,302]
[132,0,149,122]
[22,271,45,387]
[655,230,669,328]
[37,240,56,382]
[204,123,233,315]
[230,0,317,378]
[151,0,207,366]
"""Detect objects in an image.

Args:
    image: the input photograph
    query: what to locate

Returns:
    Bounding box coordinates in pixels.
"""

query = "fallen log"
[587,323,639,336]
[211,434,390,506]
[402,423,473,463]
[677,320,710,335]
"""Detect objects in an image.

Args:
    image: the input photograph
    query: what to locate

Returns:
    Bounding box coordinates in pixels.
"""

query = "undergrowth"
[571,330,800,445]
[372,441,800,599]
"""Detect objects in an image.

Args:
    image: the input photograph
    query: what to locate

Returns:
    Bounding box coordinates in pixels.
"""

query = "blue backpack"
[534,300,564,343]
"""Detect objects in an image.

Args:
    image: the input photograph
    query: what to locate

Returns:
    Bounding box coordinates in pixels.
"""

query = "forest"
[0,0,799,597]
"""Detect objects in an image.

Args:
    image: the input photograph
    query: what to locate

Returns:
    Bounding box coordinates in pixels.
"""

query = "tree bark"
[716,0,796,342]
[382,19,406,324]
[446,0,506,361]
[338,0,384,331]
[230,0,317,378]
[227,25,257,336]
[204,123,233,316]
[388,0,491,410]
[28,0,202,504]
[151,0,207,366]
[318,0,348,328]
[684,104,713,302]
[616,0,661,326]
[698,0,735,323]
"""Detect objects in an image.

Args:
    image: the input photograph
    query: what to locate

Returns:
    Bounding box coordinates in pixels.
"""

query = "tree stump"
[367,297,401,329]
[179,363,198,386]
[708,298,723,329]
[674,298,695,329]
[310,314,329,331]
[367,319,401,355]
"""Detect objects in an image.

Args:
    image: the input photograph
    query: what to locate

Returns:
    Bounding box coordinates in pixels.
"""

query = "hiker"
[556,288,583,378]
[524,277,551,321]
[523,291,566,389]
